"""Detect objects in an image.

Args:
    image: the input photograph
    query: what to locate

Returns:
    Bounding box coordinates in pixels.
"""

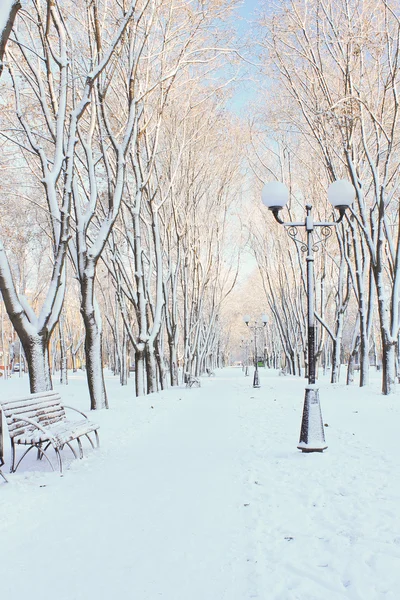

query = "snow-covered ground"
[0,367,399,600]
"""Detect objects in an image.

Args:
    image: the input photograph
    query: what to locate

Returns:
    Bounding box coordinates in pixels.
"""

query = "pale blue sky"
[235,0,261,38]
[238,0,261,19]
[226,0,263,114]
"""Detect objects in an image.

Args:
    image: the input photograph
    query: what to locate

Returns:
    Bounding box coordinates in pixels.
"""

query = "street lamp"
[262,179,355,452]
[243,314,268,388]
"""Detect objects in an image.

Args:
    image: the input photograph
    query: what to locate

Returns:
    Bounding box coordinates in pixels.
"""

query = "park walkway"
[1,368,399,600]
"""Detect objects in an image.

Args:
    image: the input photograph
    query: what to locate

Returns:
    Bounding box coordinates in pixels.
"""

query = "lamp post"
[261,179,355,452]
[243,315,268,388]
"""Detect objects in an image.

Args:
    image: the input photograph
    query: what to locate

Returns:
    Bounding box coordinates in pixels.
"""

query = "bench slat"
[2,395,61,412]
[10,417,66,439]
[8,412,66,437]
[4,402,65,419]
[2,393,66,439]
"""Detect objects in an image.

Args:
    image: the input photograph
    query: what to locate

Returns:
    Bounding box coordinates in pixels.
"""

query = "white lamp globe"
[328,179,355,208]
[261,314,268,324]
[243,315,251,325]
[261,181,289,209]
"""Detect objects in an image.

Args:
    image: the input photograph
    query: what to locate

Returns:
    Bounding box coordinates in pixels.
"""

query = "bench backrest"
[1,391,65,440]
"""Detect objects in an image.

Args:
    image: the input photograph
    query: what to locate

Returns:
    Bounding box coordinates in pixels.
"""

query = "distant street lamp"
[262,179,355,452]
[243,314,268,388]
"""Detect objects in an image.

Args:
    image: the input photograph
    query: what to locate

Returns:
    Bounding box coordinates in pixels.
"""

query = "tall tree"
[0,0,136,393]
[0,0,20,78]
[257,0,400,393]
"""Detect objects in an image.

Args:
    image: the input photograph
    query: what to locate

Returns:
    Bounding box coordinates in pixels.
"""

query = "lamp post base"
[297,385,327,452]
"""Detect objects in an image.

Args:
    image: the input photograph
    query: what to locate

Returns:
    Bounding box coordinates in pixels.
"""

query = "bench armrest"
[11,416,58,445]
[62,405,89,420]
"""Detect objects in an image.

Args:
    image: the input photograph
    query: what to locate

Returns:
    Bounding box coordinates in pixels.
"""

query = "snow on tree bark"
[0,0,20,77]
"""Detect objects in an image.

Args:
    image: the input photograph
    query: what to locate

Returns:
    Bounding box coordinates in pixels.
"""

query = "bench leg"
[66,442,78,460]
[85,433,95,449]
[77,437,83,459]
[13,444,56,474]
[10,440,16,473]
[0,456,7,482]
[55,448,63,474]
[38,441,52,460]
[85,431,100,449]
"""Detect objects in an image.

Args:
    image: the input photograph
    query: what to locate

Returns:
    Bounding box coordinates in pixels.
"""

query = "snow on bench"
[185,375,201,388]
[1,390,100,475]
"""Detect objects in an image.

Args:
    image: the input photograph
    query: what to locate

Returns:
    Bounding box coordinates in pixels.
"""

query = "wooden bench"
[1,390,100,475]
[185,375,201,388]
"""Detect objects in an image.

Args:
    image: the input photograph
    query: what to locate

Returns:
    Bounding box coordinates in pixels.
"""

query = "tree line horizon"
[0,0,399,407]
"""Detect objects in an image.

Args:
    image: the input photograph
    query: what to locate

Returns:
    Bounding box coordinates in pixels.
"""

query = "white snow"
[1,367,400,599]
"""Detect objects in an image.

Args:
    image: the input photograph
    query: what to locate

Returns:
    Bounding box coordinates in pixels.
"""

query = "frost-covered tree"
[0,0,136,393]
[256,0,400,393]
[102,1,241,396]
[0,0,20,78]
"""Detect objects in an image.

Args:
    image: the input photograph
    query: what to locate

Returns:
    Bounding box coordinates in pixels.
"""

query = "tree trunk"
[330,338,341,383]
[23,333,52,393]
[169,342,178,386]
[135,349,145,396]
[71,351,77,373]
[120,330,127,386]
[381,339,396,395]
[347,354,355,385]
[59,318,68,385]
[359,327,369,387]
[155,336,167,390]
[81,276,108,410]
[375,273,396,395]
[0,1,21,78]
[346,330,360,386]
[330,309,346,384]
[145,343,158,394]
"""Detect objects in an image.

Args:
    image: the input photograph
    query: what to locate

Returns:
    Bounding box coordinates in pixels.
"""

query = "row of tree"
[2,0,399,402]
[245,0,400,394]
[0,0,243,408]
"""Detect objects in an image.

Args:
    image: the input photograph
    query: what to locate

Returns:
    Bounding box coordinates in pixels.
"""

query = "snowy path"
[1,368,400,599]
